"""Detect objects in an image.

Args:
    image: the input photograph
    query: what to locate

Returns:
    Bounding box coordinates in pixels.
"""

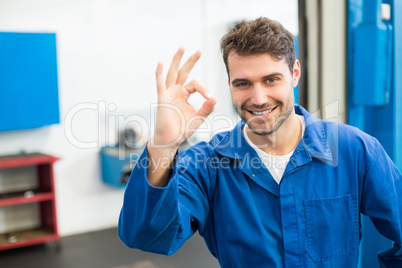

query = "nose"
[250,84,268,106]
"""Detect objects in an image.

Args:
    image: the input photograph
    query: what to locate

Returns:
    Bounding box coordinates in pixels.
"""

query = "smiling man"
[119,17,402,267]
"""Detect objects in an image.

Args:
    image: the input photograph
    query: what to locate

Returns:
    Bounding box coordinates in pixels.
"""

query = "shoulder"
[324,120,376,143]
[297,105,379,152]
[319,119,383,159]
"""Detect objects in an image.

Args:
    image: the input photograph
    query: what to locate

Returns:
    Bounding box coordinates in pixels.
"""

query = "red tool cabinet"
[0,153,60,250]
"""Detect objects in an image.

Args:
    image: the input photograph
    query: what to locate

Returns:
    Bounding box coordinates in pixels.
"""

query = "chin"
[247,125,277,136]
[245,115,287,136]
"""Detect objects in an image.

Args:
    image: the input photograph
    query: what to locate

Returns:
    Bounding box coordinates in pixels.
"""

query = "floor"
[0,228,220,268]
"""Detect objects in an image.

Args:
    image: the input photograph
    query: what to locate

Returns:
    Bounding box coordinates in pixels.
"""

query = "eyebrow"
[231,72,284,86]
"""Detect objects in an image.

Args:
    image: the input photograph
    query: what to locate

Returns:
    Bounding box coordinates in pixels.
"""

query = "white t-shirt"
[243,115,306,184]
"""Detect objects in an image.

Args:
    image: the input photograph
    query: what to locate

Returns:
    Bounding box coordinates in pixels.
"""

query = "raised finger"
[166,47,185,88]
[155,62,165,95]
[184,79,212,100]
[176,50,202,86]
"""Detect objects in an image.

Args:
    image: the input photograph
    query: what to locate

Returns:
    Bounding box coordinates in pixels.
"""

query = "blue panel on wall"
[0,32,60,132]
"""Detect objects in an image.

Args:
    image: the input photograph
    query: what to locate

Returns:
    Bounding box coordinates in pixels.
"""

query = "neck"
[245,112,302,155]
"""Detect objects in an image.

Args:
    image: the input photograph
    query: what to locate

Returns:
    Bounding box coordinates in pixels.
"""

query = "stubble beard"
[236,98,294,136]
[244,108,292,136]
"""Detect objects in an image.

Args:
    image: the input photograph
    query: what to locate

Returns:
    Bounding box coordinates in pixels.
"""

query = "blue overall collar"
[212,105,333,163]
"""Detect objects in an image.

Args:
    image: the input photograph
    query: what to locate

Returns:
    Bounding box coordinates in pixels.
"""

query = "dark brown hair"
[220,17,296,75]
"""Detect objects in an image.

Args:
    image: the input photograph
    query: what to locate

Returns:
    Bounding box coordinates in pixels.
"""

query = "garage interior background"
[0,0,298,237]
[1,1,401,268]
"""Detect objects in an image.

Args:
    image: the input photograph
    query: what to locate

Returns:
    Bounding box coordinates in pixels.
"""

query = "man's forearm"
[146,139,179,187]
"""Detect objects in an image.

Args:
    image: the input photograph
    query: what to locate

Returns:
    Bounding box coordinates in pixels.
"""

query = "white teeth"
[252,108,273,115]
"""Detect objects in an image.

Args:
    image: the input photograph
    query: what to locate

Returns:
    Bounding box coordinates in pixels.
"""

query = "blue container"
[100,146,141,188]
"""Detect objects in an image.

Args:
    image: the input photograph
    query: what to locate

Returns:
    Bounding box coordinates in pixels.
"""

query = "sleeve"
[118,144,212,255]
[360,138,402,267]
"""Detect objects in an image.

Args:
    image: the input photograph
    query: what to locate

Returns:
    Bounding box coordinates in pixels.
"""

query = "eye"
[267,78,277,83]
[235,82,249,87]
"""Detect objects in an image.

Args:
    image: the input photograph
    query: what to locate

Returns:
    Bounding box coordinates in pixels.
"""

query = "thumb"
[198,96,217,117]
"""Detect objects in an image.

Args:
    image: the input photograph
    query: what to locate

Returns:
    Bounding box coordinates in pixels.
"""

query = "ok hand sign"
[151,47,217,149]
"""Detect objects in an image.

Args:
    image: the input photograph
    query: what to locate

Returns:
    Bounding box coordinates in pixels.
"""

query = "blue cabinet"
[347,1,402,267]
[0,32,60,132]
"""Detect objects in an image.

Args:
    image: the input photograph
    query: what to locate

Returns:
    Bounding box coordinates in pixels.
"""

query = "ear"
[292,60,301,88]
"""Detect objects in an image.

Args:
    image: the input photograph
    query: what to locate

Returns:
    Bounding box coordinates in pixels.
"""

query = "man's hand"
[147,48,217,186]
[150,47,216,149]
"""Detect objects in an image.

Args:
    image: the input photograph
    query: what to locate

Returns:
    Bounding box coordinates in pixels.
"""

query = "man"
[119,17,402,267]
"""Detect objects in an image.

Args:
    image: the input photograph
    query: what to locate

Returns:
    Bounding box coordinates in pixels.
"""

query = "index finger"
[184,79,212,100]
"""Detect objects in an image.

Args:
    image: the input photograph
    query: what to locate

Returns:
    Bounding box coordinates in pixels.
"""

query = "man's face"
[228,52,300,136]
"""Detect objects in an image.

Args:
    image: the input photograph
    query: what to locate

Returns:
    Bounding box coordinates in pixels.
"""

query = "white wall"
[0,0,298,236]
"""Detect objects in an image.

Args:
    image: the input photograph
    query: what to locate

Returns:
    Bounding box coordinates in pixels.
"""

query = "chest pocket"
[303,193,359,262]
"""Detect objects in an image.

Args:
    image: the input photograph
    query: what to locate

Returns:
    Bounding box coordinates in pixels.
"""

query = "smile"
[250,107,276,115]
